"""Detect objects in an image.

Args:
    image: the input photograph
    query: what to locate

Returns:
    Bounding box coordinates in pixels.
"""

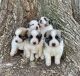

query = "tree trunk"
[0,0,80,76]
[71,0,80,24]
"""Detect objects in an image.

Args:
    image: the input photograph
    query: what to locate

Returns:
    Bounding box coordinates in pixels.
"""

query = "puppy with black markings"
[39,17,53,38]
[28,20,40,31]
[43,29,64,66]
[10,27,30,57]
[25,30,44,61]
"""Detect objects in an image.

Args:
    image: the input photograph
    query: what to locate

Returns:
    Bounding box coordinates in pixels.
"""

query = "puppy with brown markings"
[43,29,64,66]
[10,27,30,57]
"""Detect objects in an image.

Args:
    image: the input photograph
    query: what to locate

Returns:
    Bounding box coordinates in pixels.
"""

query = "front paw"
[30,56,34,61]
[35,54,39,59]
[10,51,15,56]
[46,60,51,66]
[40,55,44,60]
[55,60,60,65]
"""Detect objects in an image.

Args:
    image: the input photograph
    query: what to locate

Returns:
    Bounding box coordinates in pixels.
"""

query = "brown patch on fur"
[18,27,29,40]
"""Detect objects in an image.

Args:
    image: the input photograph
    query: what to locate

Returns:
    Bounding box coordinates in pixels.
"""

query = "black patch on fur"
[28,35,33,42]
[45,35,52,45]
[36,34,42,42]
[55,35,61,43]
[44,17,47,21]
[39,20,42,23]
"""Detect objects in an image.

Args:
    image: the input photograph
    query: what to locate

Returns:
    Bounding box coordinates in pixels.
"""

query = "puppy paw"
[40,55,44,60]
[30,57,34,61]
[55,60,60,65]
[35,55,39,59]
[10,52,14,56]
[46,61,51,66]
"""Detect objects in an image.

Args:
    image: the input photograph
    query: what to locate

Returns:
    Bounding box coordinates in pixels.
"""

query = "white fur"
[28,20,40,31]
[24,30,44,61]
[10,27,30,58]
[44,30,64,66]
[39,17,53,38]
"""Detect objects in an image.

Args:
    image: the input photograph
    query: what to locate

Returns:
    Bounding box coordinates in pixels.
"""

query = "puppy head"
[39,16,50,29]
[14,27,29,43]
[44,29,62,47]
[28,30,42,45]
[28,20,40,31]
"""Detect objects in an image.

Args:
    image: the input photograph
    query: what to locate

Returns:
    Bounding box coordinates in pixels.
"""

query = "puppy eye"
[19,35,22,38]
[49,35,52,39]
[29,35,33,38]
[36,35,39,38]
[55,35,59,39]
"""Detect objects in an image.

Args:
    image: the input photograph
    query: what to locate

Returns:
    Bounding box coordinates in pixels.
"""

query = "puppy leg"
[45,54,51,66]
[35,53,39,59]
[39,50,44,60]
[55,55,61,65]
[30,52,34,61]
[10,47,18,56]
[24,47,30,58]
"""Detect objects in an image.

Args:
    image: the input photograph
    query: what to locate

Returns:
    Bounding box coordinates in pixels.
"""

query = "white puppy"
[25,30,44,61]
[43,29,64,66]
[10,27,30,57]
[39,17,53,38]
[28,20,40,31]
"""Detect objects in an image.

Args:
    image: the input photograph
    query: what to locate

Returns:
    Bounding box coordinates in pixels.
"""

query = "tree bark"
[0,0,80,76]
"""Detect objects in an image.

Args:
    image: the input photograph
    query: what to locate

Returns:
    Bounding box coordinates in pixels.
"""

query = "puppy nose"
[15,40,18,43]
[33,42,36,45]
[36,26,38,30]
[52,43,56,47]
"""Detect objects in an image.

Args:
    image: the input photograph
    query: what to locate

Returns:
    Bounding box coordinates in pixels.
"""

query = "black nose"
[33,42,36,45]
[15,40,18,43]
[36,26,38,30]
[52,43,56,47]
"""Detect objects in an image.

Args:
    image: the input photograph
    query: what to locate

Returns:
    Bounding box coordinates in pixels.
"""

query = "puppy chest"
[49,48,60,56]
[18,43,24,50]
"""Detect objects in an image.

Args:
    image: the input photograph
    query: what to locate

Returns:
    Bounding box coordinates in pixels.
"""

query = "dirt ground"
[0,53,69,76]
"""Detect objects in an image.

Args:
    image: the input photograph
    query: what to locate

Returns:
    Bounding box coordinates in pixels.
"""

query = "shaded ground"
[0,53,79,76]
[0,55,65,76]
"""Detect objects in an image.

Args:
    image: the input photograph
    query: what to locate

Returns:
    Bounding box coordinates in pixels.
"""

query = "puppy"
[27,30,44,61]
[10,27,29,57]
[28,20,40,31]
[39,16,53,38]
[44,29,64,66]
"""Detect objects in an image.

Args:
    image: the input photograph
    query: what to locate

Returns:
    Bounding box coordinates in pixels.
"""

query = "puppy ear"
[44,32,47,37]
[25,29,30,38]
[36,18,39,22]
[44,30,52,38]
[39,33,42,38]
[27,23,30,28]
[56,30,62,37]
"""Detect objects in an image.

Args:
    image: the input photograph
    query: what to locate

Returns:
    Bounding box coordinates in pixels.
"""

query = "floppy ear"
[27,23,30,28]
[44,30,51,38]
[44,32,47,37]
[25,28,30,38]
[56,30,61,37]
[36,18,39,22]
[39,33,42,38]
